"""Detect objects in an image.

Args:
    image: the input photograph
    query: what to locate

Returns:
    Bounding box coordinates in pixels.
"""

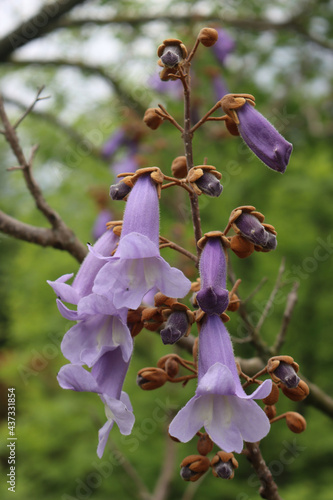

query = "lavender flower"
[48,229,133,364]
[92,209,113,240]
[236,102,293,173]
[196,237,229,315]
[92,173,191,309]
[58,349,134,458]
[212,29,235,65]
[102,128,127,158]
[169,315,271,453]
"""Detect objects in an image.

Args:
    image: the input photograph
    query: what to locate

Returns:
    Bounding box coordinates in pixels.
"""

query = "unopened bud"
[109,182,132,200]
[160,310,189,344]
[198,27,219,47]
[230,234,254,258]
[262,383,280,406]
[194,172,223,197]
[285,411,307,433]
[281,379,309,402]
[211,451,238,480]
[171,156,188,178]
[233,212,277,251]
[267,356,300,388]
[136,367,167,390]
[180,455,210,482]
[143,108,163,130]
[141,307,164,332]
[197,433,214,456]
[264,405,277,420]
[227,293,240,312]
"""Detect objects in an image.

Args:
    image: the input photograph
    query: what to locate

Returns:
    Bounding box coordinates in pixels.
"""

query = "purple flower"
[234,213,277,250]
[196,237,229,315]
[111,152,138,177]
[92,174,191,309]
[102,128,127,158]
[58,349,134,458]
[48,229,133,364]
[212,29,235,65]
[236,102,293,173]
[148,72,183,99]
[92,209,113,240]
[169,315,271,453]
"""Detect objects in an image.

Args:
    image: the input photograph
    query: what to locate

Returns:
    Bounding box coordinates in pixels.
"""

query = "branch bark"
[0,0,87,62]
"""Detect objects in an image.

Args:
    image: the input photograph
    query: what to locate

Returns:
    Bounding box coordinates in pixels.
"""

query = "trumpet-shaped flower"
[48,229,133,364]
[92,174,191,309]
[57,349,134,458]
[169,315,271,453]
[196,237,229,315]
[236,102,292,173]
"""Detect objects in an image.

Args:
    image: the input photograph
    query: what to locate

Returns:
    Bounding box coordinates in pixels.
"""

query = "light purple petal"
[205,395,244,453]
[56,299,79,321]
[57,364,100,393]
[47,274,79,304]
[196,363,237,397]
[168,396,204,443]
[228,397,271,444]
[97,419,114,459]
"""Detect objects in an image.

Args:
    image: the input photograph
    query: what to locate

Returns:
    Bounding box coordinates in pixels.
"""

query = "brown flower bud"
[211,451,238,480]
[180,455,210,482]
[197,433,214,456]
[141,307,164,331]
[136,367,168,390]
[281,379,309,402]
[171,156,188,178]
[262,383,280,406]
[224,116,240,136]
[267,356,300,388]
[285,411,307,433]
[154,292,177,308]
[143,108,163,130]
[230,234,254,258]
[157,355,180,378]
[198,27,219,47]
[127,307,145,338]
[264,405,277,420]
[227,293,240,312]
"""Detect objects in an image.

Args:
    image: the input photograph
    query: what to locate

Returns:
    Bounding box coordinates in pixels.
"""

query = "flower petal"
[168,395,205,443]
[57,364,100,393]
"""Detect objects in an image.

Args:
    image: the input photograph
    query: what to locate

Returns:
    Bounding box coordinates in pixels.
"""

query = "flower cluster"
[49,27,307,488]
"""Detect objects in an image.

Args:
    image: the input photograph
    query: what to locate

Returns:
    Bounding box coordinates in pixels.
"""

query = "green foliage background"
[0,1,333,499]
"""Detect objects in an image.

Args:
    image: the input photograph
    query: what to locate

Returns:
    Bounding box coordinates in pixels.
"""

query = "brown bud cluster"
[262,383,280,406]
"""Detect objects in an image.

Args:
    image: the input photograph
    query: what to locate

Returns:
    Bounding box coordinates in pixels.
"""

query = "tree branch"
[0,0,87,62]
[5,59,147,115]
[244,442,282,500]
[0,93,87,263]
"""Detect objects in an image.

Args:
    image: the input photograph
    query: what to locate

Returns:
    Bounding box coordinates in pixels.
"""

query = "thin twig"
[152,433,177,500]
[190,104,225,133]
[273,281,299,353]
[255,258,286,334]
[243,277,268,304]
[159,237,198,263]
[13,86,49,129]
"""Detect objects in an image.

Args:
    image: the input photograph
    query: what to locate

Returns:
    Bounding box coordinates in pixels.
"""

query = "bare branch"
[244,442,282,500]
[152,432,177,500]
[0,0,88,62]
[5,59,147,115]
[13,86,49,129]
[0,93,87,263]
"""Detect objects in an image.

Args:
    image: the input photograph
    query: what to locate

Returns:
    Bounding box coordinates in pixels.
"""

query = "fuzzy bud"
[211,451,239,480]
[198,27,219,47]
[160,310,190,344]
[143,108,163,130]
[197,433,214,456]
[264,405,277,420]
[285,412,307,433]
[267,356,300,388]
[171,156,188,178]
[180,455,210,482]
[194,172,223,197]
[227,293,240,312]
[230,234,255,258]
[281,379,310,402]
[109,182,132,201]
[233,212,277,251]
[136,367,167,390]
[262,383,280,406]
